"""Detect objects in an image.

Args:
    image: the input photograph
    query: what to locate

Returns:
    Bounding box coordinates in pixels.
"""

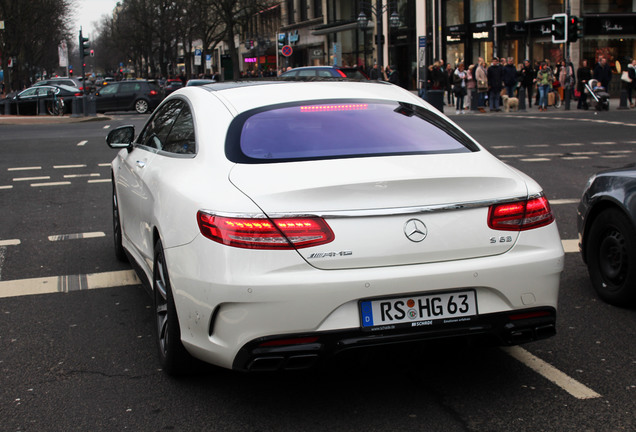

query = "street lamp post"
[357,1,401,70]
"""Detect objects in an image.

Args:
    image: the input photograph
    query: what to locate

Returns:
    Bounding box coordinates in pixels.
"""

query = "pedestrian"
[593,56,612,90]
[476,57,488,112]
[521,60,535,108]
[503,57,517,97]
[625,59,636,108]
[536,61,555,111]
[453,62,467,114]
[466,64,476,110]
[559,61,576,109]
[445,63,455,106]
[487,57,503,111]
[385,64,400,86]
[369,63,380,80]
[577,59,591,110]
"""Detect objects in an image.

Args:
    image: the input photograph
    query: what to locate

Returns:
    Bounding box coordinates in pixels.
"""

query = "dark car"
[280,66,369,80]
[94,80,163,114]
[5,84,82,115]
[164,79,184,95]
[577,167,636,306]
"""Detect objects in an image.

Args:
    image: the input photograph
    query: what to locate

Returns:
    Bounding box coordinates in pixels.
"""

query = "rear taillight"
[74,92,82,96]
[488,195,554,231]
[149,90,158,96]
[197,212,334,249]
[336,69,347,77]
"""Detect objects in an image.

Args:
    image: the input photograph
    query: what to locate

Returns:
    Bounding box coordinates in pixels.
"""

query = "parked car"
[94,80,163,114]
[185,79,216,86]
[5,84,82,115]
[163,78,184,95]
[280,66,369,79]
[577,168,636,306]
[106,80,563,375]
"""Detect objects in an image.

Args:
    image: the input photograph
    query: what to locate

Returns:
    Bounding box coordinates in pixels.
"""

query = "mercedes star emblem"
[404,218,428,242]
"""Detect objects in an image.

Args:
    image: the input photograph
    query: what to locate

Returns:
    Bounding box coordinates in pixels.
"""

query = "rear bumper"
[232,307,556,371]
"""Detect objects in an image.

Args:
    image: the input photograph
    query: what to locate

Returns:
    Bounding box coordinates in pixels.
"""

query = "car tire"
[586,208,636,306]
[153,240,193,375]
[134,99,149,114]
[112,183,127,262]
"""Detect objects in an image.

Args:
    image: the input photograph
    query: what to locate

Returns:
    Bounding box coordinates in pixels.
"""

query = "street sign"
[281,45,293,57]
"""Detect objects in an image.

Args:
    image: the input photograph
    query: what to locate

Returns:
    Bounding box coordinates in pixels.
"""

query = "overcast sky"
[74,0,120,37]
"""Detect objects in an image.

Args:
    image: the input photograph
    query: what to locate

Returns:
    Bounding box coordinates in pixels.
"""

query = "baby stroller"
[585,79,610,111]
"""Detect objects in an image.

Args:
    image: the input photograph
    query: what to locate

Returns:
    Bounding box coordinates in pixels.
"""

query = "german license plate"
[360,290,477,331]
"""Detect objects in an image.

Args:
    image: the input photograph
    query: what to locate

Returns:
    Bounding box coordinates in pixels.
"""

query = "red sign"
[281,45,293,57]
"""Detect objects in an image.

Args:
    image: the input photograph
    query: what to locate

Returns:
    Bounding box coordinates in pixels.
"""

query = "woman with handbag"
[453,63,468,114]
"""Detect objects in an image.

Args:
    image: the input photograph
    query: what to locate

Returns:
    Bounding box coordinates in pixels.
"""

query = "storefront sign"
[470,21,493,40]
[584,15,636,35]
[506,21,527,36]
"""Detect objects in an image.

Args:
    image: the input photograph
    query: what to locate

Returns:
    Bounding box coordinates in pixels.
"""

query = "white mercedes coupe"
[106,80,564,375]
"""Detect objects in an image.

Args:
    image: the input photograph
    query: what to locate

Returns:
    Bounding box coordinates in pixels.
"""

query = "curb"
[0,114,112,125]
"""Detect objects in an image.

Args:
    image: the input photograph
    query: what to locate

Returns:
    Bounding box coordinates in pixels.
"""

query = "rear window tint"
[226,100,478,163]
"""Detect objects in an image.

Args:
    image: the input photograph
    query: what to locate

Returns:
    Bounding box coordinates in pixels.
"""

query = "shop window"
[471,0,492,22]
[446,0,465,26]
[500,0,525,22]
[582,0,634,13]
[531,0,564,18]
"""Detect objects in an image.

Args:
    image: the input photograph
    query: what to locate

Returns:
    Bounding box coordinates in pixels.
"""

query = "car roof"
[180,80,419,114]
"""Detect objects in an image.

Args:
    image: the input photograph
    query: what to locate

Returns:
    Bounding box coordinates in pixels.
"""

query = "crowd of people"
[423,56,636,114]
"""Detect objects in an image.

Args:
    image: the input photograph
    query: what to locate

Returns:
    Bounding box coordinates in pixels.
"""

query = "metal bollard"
[38,97,47,115]
[71,96,83,117]
[617,89,629,109]
[518,87,526,111]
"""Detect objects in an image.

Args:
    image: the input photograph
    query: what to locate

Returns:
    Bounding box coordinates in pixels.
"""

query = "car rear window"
[226,100,478,163]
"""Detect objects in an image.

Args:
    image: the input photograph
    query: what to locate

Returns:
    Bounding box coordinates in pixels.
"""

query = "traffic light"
[79,29,90,59]
[568,16,584,42]
[551,13,567,44]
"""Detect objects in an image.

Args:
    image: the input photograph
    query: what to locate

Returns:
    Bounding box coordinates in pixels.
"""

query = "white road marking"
[77,140,88,146]
[562,156,590,160]
[63,173,100,178]
[48,232,106,241]
[501,346,601,400]
[492,145,515,149]
[527,144,549,148]
[88,179,111,184]
[607,150,632,154]
[13,176,51,182]
[591,142,616,145]
[536,153,562,157]
[0,239,21,246]
[520,158,551,162]
[8,166,42,171]
[550,199,579,205]
[0,185,13,190]
[500,154,526,158]
[562,239,579,253]
[53,164,87,169]
[98,163,111,167]
[0,270,141,298]
[571,152,599,155]
[558,143,584,147]
[30,181,72,187]
[103,125,111,129]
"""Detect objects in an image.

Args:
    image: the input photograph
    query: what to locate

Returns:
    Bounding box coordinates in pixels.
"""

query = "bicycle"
[45,89,64,116]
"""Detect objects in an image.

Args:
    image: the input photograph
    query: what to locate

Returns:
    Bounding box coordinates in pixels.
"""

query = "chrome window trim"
[200,194,542,219]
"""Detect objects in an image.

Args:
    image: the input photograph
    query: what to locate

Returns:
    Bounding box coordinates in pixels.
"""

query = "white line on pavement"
[98,163,111,167]
[550,199,579,205]
[501,346,602,400]
[8,166,42,171]
[520,158,551,162]
[13,176,51,182]
[63,173,100,178]
[53,164,87,169]
[30,181,72,187]
[0,269,141,298]
[103,125,111,129]
[0,185,14,190]
[88,179,111,184]
[48,232,106,241]
[0,239,21,246]
[561,239,579,253]
[77,140,88,146]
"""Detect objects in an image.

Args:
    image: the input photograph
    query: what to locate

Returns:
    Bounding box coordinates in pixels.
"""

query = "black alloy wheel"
[586,208,636,306]
[153,240,192,374]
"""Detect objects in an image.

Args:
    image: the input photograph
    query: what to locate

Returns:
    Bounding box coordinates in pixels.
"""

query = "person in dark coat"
[577,59,592,110]
[487,57,503,111]
[520,60,536,108]
[593,56,612,89]
[502,57,518,97]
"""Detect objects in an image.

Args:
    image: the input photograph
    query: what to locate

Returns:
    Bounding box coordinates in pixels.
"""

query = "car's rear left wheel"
[134,99,149,114]
[586,208,636,306]
[153,240,193,374]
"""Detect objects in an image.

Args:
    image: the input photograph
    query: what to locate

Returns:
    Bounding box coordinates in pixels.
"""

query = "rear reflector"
[488,195,554,231]
[508,310,552,321]
[197,212,334,249]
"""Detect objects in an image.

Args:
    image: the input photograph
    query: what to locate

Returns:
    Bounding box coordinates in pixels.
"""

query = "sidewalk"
[0,114,112,125]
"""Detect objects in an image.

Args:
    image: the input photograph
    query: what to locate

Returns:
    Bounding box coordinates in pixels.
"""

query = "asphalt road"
[0,107,634,431]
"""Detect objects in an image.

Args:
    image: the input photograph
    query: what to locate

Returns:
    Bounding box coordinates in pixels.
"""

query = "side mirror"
[106,125,135,149]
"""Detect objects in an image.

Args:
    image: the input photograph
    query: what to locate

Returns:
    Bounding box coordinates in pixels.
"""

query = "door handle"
[136,160,146,168]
